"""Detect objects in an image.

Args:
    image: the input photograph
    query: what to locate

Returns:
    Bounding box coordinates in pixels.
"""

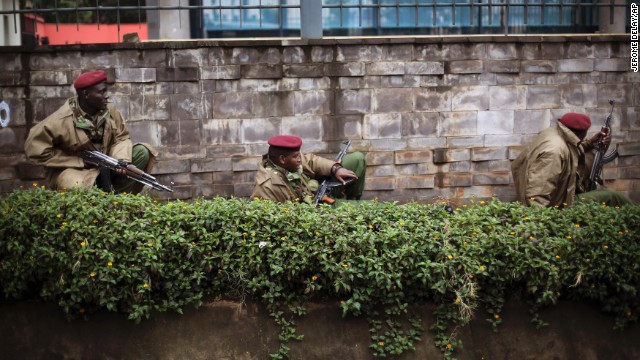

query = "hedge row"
[1,186,639,358]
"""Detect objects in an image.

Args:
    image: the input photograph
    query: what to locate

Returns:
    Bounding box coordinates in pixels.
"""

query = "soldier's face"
[279,151,301,173]
[82,82,110,112]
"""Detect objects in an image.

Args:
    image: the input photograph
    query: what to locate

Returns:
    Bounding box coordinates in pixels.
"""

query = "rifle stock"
[312,140,352,205]
[81,150,173,192]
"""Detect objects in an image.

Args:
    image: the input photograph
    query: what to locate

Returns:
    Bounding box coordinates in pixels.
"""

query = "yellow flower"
[524,216,529,220]
[510,231,515,235]
[618,231,623,235]
[32,182,38,187]
[479,265,486,271]
[447,255,453,260]
[494,314,500,319]
[80,241,86,247]
[378,342,385,347]
[342,264,348,268]
[529,236,534,240]
[563,202,568,206]
[90,272,95,277]
[455,298,461,303]
[603,245,609,249]
[312,276,318,281]
[480,201,485,205]
[251,233,256,237]
[315,231,320,236]
[575,224,580,228]
[56,214,61,218]
[107,261,113,267]
[555,255,560,259]
[143,283,149,288]
[530,197,535,201]
[585,258,590,263]
[147,243,153,247]
[340,300,345,304]
[92,219,98,224]
[446,343,452,349]
[280,236,286,241]
[566,235,572,239]
[113,201,118,206]
[399,221,406,226]
[368,224,373,229]
[153,220,158,223]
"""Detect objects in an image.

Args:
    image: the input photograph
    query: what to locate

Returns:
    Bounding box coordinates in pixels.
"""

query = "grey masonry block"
[172,48,207,67]
[238,79,278,92]
[281,115,324,141]
[451,86,489,111]
[241,118,281,144]
[432,148,470,164]
[366,62,405,75]
[473,172,511,185]
[384,44,413,61]
[311,46,334,63]
[522,60,557,73]
[0,53,22,71]
[208,47,229,66]
[372,88,413,113]
[521,43,565,60]
[448,60,483,74]
[335,89,372,114]
[121,49,167,68]
[395,150,432,165]
[397,175,435,189]
[477,110,514,135]
[490,86,526,110]
[129,94,171,121]
[527,85,561,109]
[364,176,395,191]
[487,43,518,60]
[559,84,587,107]
[177,120,202,147]
[367,165,396,177]
[131,82,173,95]
[380,75,420,88]
[338,77,362,89]
[473,159,513,172]
[435,173,472,187]
[447,43,486,60]
[284,64,324,78]
[324,63,365,77]
[407,137,447,149]
[557,59,594,73]
[337,45,384,62]
[128,121,161,147]
[152,159,191,174]
[282,47,306,63]
[256,92,295,117]
[513,109,550,134]
[83,51,121,68]
[299,77,330,90]
[566,43,593,59]
[401,112,438,138]
[242,64,283,79]
[202,119,242,145]
[414,86,452,112]
[156,68,199,82]
[233,156,261,171]
[191,158,233,173]
[364,113,402,139]
[484,60,520,73]
[440,111,477,136]
[230,48,262,64]
[595,58,629,72]
[30,53,82,70]
[471,147,508,161]
[414,44,446,61]
[484,134,523,147]
[294,91,332,115]
[406,61,444,75]
[212,92,255,119]
[115,68,156,83]
[366,151,395,165]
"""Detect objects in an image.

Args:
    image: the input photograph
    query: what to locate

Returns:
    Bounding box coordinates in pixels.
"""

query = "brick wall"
[1,35,638,202]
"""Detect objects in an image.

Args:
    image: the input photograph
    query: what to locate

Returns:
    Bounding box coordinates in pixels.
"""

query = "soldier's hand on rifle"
[333,165,358,185]
[590,128,611,147]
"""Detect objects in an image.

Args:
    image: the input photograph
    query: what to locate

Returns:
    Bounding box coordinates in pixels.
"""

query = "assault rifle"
[586,99,619,192]
[81,150,173,192]
[312,140,354,205]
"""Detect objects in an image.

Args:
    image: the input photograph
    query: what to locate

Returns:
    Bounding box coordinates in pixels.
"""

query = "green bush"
[1,186,639,358]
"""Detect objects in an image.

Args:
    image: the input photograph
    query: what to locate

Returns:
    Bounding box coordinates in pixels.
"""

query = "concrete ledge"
[1,299,638,359]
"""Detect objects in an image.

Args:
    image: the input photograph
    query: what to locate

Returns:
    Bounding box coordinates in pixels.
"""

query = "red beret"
[73,70,107,89]
[559,112,591,131]
[268,135,302,150]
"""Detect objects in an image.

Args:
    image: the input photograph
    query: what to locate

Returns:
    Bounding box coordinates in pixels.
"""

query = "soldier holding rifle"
[25,70,161,194]
[251,135,366,204]
[512,110,634,208]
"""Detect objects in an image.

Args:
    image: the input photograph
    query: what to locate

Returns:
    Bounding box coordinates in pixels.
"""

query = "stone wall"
[1,35,638,202]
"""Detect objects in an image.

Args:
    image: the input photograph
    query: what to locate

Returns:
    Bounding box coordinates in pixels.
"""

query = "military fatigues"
[25,97,156,193]
[512,123,634,207]
[251,152,366,204]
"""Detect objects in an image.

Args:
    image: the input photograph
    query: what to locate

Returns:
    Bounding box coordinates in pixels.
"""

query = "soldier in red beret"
[25,70,157,193]
[251,135,366,204]
[512,112,633,207]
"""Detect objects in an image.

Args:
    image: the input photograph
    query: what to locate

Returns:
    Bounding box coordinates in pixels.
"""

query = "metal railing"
[0,0,632,40]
